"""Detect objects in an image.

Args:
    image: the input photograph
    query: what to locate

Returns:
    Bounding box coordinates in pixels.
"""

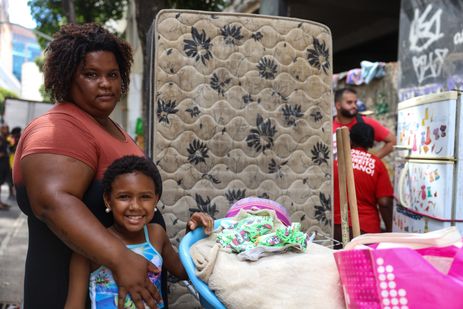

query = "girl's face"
[105,171,158,236]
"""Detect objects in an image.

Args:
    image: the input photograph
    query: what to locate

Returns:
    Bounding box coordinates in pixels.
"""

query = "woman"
[13,23,167,309]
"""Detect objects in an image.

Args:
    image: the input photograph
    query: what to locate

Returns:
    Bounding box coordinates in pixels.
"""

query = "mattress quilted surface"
[152,10,333,306]
[153,10,332,236]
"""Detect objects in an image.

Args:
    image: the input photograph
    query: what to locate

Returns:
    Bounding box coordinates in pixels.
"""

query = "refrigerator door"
[397,91,459,159]
[393,158,410,205]
[393,203,452,233]
[397,160,454,220]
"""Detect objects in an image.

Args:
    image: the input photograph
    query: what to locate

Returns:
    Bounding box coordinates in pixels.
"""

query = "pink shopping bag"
[334,244,463,309]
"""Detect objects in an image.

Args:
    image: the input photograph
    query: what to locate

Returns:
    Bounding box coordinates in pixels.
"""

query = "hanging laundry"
[345,68,363,85]
[360,60,386,84]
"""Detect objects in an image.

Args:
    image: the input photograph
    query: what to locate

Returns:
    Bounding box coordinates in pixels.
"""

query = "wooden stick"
[341,127,361,238]
[336,128,350,247]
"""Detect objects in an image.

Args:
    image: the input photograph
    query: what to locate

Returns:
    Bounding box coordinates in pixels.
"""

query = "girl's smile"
[105,171,159,243]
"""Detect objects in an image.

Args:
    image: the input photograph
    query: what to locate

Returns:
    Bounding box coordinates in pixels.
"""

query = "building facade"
[0,0,43,101]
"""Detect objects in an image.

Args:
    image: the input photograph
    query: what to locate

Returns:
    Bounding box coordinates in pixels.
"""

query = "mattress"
[152,9,333,307]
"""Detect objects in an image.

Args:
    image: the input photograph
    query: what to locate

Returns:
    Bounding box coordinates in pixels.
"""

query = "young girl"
[65,155,214,309]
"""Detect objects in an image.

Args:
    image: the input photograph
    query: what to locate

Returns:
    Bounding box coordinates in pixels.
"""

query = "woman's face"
[105,171,159,236]
[69,51,122,119]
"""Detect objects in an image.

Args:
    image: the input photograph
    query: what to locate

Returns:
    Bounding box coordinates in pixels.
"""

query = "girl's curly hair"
[102,155,163,198]
[43,23,133,102]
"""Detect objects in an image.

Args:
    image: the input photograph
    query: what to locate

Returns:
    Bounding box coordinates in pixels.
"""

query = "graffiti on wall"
[398,0,463,101]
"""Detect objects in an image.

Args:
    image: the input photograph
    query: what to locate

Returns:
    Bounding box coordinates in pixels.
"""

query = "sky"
[8,0,36,29]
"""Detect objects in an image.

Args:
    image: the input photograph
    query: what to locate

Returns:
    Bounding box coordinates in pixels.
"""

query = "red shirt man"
[333,123,393,243]
[332,88,396,159]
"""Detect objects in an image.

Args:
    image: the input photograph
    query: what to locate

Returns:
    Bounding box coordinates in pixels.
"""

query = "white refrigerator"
[393,91,463,233]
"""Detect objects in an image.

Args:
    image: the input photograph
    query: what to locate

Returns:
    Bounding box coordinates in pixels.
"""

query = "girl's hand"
[187,212,214,235]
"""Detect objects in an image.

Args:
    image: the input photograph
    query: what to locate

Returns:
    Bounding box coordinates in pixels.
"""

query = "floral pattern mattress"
[152,9,333,307]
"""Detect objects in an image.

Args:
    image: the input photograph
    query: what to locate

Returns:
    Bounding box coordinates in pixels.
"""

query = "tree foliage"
[39,84,52,102]
[28,0,229,50]
[0,87,19,115]
[34,55,44,72]
[0,87,19,103]
[28,0,127,48]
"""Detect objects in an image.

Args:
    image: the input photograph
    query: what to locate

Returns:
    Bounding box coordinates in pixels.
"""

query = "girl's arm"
[150,224,188,280]
[186,212,214,235]
[149,213,214,280]
[65,252,91,309]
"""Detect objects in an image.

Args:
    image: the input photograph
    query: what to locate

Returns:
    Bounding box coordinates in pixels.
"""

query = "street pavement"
[0,185,27,307]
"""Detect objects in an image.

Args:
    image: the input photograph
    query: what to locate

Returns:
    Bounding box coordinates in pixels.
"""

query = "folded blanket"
[191,236,345,308]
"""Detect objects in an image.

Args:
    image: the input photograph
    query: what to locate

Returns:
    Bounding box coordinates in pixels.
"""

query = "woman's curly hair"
[43,23,133,102]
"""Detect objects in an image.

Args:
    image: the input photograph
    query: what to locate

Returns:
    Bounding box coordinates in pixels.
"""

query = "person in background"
[333,123,393,247]
[0,124,9,139]
[332,87,396,159]
[13,23,169,309]
[0,124,11,210]
[65,155,213,309]
[7,126,21,164]
[6,126,21,199]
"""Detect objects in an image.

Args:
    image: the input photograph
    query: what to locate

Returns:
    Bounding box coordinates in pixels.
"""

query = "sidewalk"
[0,185,27,307]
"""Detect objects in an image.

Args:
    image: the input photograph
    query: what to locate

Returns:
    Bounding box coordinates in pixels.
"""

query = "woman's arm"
[21,153,161,309]
[65,253,91,309]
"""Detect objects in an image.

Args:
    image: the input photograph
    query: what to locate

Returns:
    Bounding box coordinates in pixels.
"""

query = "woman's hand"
[186,212,214,235]
[112,249,161,309]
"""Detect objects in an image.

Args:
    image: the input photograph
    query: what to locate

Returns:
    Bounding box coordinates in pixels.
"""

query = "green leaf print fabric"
[216,209,308,260]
